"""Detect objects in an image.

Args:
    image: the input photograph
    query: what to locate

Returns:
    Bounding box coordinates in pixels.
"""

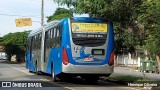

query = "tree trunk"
[114,54,118,67]
[16,54,20,62]
[7,54,11,61]
[156,55,160,74]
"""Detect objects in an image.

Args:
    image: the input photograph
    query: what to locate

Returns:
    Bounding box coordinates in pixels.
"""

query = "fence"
[115,54,140,67]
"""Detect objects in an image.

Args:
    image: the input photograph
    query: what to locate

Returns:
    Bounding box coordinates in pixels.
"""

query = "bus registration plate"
[84,57,93,62]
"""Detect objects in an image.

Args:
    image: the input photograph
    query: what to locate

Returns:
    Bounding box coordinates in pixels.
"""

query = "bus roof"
[28,17,108,37]
[28,20,59,37]
[71,17,106,23]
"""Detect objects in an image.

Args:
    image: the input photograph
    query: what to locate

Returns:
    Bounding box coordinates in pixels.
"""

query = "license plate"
[92,49,104,55]
[84,57,93,61]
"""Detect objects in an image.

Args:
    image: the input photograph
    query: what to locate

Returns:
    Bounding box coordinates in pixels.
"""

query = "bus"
[25,17,114,82]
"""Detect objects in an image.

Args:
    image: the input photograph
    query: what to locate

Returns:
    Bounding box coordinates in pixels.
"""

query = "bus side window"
[51,28,54,48]
[59,25,62,46]
[37,34,39,49]
[49,30,52,48]
[47,31,51,49]
[45,31,48,49]
[37,34,41,49]
[45,31,48,39]
[57,27,60,47]
[39,33,42,49]
[26,39,29,52]
[54,27,57,47]
[31,37,34,51]
[50,29,53,48]
[36,35,38,50]
[30,37,33,61]
[35,36,37,50]
[35,35,38,50]
[47,30,50,49]
[29,38,32,53]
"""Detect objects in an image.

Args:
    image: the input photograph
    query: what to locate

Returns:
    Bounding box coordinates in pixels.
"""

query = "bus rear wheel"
[51,67,59,82]
[35,62,41,75]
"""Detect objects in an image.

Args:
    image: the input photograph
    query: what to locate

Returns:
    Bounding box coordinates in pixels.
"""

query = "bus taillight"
[62,48,69,65]
[109,52,114,66]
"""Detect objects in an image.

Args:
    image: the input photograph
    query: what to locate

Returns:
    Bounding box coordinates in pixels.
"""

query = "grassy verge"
[104,75,160,87]
[105,75,152,83]
[104,75,160,85]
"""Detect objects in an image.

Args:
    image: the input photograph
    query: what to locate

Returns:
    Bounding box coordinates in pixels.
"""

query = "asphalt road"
[0,62,146,90]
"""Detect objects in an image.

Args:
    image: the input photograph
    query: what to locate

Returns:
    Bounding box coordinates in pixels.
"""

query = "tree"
[47,7,73,22]
[54,0,145,56]
[54,0,144,50]
[1,31,29,62]
[138,0,160,73]
[0,37,3,42]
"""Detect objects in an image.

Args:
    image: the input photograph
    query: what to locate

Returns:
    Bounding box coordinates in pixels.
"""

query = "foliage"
[54,0,144,54]
[138,0,160,55]
[136,0,160,73]
[1,31,29,61]
[54,0,160,56]
[0,37,3,42]
[47,7,73,22]
[54,0,142,22]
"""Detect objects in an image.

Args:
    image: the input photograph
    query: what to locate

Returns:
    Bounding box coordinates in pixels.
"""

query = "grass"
[105,75,152,83]
[105,75,160,87]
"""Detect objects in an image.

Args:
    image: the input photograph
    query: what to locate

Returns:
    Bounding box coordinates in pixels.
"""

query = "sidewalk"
[112,67,160,81]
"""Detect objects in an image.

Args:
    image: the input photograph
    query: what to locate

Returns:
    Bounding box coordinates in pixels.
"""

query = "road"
[0,62,146,90]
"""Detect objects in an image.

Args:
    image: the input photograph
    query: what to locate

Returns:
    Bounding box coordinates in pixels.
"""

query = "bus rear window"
[71,22,108,47]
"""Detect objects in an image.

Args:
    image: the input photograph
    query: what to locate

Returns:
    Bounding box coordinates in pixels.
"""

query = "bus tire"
[29,70,32,73]
[35,61,41,75]
[51,67,59,82]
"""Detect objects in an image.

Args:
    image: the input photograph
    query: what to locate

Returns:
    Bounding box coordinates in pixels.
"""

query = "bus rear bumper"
[62,63,113,75]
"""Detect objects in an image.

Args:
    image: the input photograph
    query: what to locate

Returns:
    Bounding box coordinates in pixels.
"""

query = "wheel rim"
[35,63,37,72]
[52,67,55,80]
[35,63,39,74]
[52,69,54,78]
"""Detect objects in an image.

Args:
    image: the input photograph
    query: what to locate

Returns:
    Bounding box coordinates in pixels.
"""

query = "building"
[0,44,4,52]
[0,44,6,60]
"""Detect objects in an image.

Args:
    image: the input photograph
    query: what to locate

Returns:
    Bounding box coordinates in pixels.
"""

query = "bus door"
[29,37,34,70]
[44,30,50,70]
[26,38,32,69]
[44,31,47,64]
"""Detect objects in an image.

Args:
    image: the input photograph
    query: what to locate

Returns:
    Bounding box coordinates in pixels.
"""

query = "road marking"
[40,79,75,90]
[40,79,50,82]
[124,87,146,90]
[7,64,74,90]
[7,64,35,75]
[8,64,146,90]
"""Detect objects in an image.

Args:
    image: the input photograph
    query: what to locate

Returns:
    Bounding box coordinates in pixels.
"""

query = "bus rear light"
[109,52,114,66]
[62,48,69,65]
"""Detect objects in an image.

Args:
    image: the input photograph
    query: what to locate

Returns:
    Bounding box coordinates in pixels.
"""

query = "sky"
[0,0,88,37]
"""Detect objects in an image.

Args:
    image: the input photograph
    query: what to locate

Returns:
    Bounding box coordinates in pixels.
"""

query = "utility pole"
[41,0,45,71]
[41,0,44,26]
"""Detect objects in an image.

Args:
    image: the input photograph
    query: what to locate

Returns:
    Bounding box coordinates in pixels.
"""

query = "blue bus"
[25,17,114,82]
